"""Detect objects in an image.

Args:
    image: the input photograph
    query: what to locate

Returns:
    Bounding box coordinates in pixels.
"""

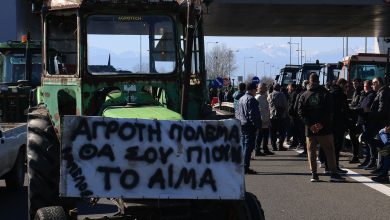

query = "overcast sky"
[205,36,376,79]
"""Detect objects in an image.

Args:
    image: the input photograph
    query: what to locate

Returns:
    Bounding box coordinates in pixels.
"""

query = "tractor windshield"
[87,15,176,75]
[0,53,41,84]
[350,63,386,80]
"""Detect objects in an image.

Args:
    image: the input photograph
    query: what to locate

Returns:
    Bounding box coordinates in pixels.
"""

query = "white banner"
[60,116,244,200]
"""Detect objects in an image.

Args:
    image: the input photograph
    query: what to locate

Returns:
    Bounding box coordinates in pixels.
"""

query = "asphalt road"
[1,150,389,220]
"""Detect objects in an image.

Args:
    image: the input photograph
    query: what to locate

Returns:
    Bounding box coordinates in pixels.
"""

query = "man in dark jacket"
[298,73,345,182]
[294,80,309,156]
[287,83,300,149]
[329,78,349,173]
[268,83,288,151]
[363,77,390,170]
[236,82,261,174]
[351,80,376,167]
[347,78,364,163]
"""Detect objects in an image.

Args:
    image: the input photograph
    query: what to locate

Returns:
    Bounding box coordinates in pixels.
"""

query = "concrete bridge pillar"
[375,37,390,54]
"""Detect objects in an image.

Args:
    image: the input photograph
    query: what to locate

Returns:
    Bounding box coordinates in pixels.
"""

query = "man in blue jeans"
[236,82,261,174]
[372,126,390,183]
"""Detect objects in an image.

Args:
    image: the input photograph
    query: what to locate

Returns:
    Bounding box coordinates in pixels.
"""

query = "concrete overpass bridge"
[1,0,389,51]
[203,0,390,37]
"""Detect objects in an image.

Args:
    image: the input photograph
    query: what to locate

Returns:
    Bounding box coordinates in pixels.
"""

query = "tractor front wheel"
[27,107,62,219]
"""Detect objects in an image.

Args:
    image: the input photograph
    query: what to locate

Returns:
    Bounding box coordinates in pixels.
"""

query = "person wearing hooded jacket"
[298,73,345,182]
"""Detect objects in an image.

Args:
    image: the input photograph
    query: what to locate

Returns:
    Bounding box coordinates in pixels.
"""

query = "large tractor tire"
[244,192,265,220]
[27,107,62,219]
[34,206,67,220]
[5,146,26,191]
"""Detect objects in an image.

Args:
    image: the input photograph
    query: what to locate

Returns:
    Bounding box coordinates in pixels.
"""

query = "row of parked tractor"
[275,52,390,95]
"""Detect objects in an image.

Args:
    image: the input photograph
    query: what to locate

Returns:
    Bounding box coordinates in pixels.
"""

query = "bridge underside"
[203,3,390,37]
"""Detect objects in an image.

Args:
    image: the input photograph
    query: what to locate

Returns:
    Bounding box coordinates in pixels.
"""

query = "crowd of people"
[234,73,390,183]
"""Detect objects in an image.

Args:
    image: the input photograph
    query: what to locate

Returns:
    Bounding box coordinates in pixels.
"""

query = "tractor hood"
[102,105,183,120]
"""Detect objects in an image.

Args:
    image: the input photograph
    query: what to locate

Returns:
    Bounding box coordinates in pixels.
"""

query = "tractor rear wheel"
[27,107,62,219]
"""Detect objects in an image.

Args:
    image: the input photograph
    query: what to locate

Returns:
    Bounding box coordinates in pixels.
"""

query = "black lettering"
[187,146,202,163]
[68,161,78,174]
[205,147,211,164]
[125,146,142,161]
[169,124,182,141]
[74,176,85,188]
[105,121,119,139]
[222,144,231,161]
[98,144,115,161]
[195,126,206,142]
[216,126,229,141]
[159,147,173,164]
[148,168,165,189]
[168,164,173,187]
[134,123,146,141]
[79,144,98,160]
[199,168,217,192]
[80,190,93,197]
[183,126,196,141]
[143,147,158,163]
[229,125,240,143]
[120,169,139,189]
[212,145,224,162]
[71,118,92,141]
[97,166,121,190]
[118,122,136,140]
[77,182,87,191]
[92,121,107,139]
[174,168,197,189]
[148,121,161,142]
[205,125,217,142]
[70,168,82,178]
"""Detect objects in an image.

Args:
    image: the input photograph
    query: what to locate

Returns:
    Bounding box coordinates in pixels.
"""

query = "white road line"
[344,169,390,197]
[292,148,390,197]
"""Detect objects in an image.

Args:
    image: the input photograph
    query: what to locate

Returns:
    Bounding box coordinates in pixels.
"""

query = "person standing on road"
[329,78,349,174]
[268,83,288,151]
[255,83,274,156]
[233,83,246,116]
[298,73,345,182]
[294,80,309,157]
[236,82,262,174]
[287,83,300,149]
[348,78,364,163]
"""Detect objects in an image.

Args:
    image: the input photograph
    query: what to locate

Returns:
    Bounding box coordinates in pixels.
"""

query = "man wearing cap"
[236,82,262,174]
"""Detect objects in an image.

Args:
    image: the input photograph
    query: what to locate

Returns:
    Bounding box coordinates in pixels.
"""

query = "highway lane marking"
[293,148,390,197]
[344,169,390,197]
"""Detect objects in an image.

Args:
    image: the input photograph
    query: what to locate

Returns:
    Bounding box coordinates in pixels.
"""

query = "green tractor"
[27,1,264,219]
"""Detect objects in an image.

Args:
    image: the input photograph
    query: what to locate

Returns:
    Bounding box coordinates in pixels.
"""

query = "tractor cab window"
[350,63,386,81]
[87,15,176,75]
[0,52,41,84]
[46,13,77,75]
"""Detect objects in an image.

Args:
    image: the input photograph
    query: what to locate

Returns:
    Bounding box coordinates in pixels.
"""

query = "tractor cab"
[0,40,41,122]
[36,0,207,131]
